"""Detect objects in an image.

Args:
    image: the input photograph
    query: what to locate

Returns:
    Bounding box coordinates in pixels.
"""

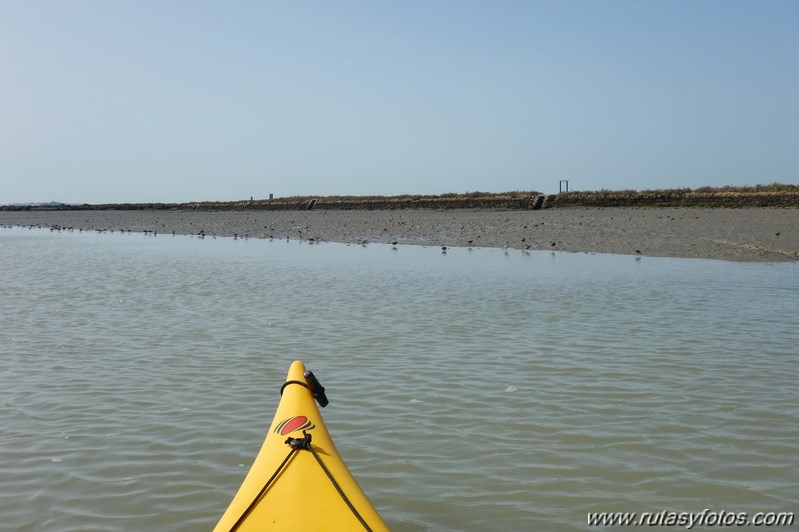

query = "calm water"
[1,227,797,531]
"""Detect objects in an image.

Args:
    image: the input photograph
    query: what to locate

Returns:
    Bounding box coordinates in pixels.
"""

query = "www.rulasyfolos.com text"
[587,509,794,528]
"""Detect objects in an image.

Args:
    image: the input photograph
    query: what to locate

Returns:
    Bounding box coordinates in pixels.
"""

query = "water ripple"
[1,229,797,530]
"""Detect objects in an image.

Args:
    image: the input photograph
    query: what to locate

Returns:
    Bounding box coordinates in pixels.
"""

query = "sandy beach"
[2,207,797,262]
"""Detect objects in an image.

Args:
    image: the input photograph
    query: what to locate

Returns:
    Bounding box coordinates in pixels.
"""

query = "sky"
[1,0,797,204]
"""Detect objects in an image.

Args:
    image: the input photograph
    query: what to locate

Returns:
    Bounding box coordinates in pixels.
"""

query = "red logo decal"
[274,416,315,436]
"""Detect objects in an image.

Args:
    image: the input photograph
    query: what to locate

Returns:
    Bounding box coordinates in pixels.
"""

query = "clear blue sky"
[2,0,797,204]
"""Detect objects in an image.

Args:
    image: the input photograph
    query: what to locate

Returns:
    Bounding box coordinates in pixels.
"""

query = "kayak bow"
[214,360,388,531]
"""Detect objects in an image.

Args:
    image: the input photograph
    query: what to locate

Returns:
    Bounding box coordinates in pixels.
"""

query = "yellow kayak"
[214,360,388,531]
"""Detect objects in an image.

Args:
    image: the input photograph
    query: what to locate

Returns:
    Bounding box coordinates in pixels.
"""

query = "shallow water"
[1,228,797,531]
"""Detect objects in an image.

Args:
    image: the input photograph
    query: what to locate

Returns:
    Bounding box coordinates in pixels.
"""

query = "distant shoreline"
[2,185,799,212]
[2,206,797,262]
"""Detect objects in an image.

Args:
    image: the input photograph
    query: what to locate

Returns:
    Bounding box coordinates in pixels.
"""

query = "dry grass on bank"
[2,184,797,211]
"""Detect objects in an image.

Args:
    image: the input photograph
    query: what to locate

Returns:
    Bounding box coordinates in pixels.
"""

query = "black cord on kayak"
[306,443,373,532]
[232,430,372,532]
[285,430,312,450]
[280,379,309,396]
[228,446,299,532]
[304,370,329,407]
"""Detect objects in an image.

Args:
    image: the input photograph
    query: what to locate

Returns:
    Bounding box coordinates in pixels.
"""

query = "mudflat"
[2,207,797,262]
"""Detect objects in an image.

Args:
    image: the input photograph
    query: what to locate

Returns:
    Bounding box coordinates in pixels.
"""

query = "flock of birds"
[6,222,647,258]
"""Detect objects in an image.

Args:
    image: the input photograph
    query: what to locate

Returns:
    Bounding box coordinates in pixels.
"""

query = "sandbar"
[1,207,797,262]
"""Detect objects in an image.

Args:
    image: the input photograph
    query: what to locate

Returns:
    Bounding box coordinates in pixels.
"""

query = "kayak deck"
[214,361,388,531]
